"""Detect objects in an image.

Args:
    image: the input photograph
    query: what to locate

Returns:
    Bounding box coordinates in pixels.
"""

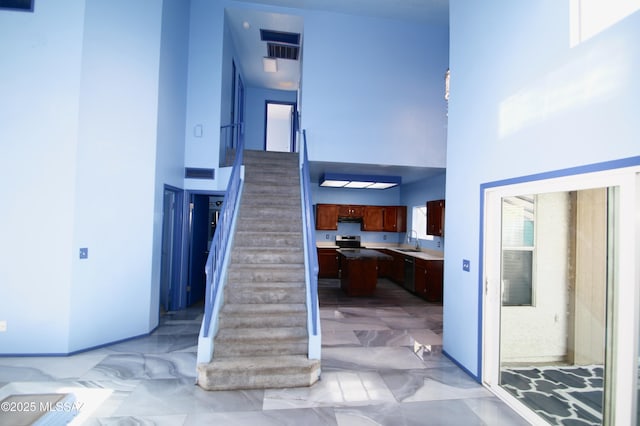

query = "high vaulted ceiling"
[226,0,449,184]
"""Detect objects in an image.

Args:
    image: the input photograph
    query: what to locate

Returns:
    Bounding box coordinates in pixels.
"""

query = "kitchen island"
[337,248,393,296]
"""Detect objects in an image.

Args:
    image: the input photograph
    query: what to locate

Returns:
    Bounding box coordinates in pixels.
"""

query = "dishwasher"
[403,256,415,292]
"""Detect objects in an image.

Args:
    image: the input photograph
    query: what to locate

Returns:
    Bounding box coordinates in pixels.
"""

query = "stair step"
[225,284,306,304]
[214,327,308,357]
[240,196,300,208]
[197,355,320,391]
[217,326,307,342]
[235,219,301,233]
[234,231,303,248]
[219,303,307,326]
[228,264,305,282]
[231,248,303,265]
[238,205,301,218]
[244,170,300,181]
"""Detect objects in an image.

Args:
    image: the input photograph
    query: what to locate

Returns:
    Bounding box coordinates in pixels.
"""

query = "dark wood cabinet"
[383,206,407,232]
[414,258,443,302]
[317,248,340,278]
[362,206,384,231]
[376,249,393,277]
[316,203,408,233]
[316,204,339,230]
[426,200,445,237]
[389,250,405,284]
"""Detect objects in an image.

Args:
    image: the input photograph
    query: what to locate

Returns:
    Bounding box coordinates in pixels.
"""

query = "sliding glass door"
[482,165,640,425]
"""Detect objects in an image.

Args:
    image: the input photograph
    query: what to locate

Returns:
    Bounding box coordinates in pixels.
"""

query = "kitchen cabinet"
[362,206,384,231]
[414,258,444,302]
[316,204,339,230]
[426,200,445,237]
[316,203,408,233]
[338,249,392,296]
[386,250,405,284]
[383,206,407,232]
[376,249,393,277]
[338,205,364,219]
[317,248,340,278]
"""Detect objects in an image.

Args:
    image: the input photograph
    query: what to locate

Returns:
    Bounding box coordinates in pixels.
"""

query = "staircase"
[196,150,321,391]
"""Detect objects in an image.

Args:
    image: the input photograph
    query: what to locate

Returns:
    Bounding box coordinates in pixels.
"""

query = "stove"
[336,235,362,248]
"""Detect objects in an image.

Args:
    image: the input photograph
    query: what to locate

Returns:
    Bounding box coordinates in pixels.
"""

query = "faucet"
[408,229,420,249]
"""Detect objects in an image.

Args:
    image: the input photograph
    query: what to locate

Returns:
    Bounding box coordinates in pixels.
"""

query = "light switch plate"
[80,248,88,259]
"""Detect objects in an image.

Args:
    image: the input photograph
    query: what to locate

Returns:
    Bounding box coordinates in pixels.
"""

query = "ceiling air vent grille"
[261,29,300,61]
[185,167,215,180]
[267,43,299,60]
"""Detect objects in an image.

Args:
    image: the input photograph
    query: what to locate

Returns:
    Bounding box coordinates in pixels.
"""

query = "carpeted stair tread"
[221,302,306,315]
[197,356,320,391]
[216,326,307,342]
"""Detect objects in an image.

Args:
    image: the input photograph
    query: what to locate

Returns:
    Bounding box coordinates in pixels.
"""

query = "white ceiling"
[227,0,449,184]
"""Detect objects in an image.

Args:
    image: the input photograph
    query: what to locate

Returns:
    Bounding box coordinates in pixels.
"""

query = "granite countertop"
[336,248,393,261]
[317,243,444,261]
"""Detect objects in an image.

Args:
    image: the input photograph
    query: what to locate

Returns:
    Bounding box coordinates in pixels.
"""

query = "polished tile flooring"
[0,279,529,425]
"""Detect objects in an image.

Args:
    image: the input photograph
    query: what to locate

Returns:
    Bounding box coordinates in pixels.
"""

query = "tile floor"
[0,278,529,425]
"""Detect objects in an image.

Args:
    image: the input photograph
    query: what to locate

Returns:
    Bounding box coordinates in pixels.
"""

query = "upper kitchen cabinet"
[316,204,339,230]
[426,199,445,236]
[383,206,407,233]
[362,206,384,231]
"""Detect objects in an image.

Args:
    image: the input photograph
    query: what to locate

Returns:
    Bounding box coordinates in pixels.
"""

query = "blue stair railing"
[300,129,321,359]
[197,136,244,364]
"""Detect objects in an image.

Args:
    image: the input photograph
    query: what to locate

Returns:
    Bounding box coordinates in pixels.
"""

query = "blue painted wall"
[0,0,85,353]
[68,0,164,352]
[302,10,448,169]
[445,1,640,376]
[244,87,297,151]
[0,0,188,354]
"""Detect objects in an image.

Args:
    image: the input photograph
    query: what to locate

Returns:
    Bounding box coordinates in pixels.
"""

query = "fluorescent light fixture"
[263,57,277,73]
[319,173,401,190]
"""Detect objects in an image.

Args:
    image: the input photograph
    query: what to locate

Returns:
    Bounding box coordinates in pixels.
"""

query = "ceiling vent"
[260,29,300,61]
[267,43,299,60]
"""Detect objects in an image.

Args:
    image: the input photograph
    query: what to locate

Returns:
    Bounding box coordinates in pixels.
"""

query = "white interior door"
[266,102,293,152]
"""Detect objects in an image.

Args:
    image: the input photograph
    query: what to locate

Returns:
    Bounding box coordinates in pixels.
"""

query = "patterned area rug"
[500,365,603,425]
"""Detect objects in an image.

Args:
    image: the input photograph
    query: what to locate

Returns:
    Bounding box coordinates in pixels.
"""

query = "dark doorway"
[187,193,224,306]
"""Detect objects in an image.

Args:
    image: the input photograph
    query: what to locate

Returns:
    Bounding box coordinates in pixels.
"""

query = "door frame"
[160,185,184,312]
[264,100,297,152]
[480,157,640,424]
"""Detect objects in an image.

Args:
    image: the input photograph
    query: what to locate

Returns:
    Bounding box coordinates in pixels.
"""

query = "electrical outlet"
[79,248,88,259]
[325,234,330,240]
[0,321,7,332]
[462,259,471,272]
[383,234,387,240]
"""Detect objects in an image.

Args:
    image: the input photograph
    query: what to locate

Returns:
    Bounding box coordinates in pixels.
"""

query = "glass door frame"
[480,160,640,425]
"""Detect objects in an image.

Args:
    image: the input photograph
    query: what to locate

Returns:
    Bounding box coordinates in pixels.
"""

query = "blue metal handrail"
[202,137,244,338]
[300,130,321,356]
